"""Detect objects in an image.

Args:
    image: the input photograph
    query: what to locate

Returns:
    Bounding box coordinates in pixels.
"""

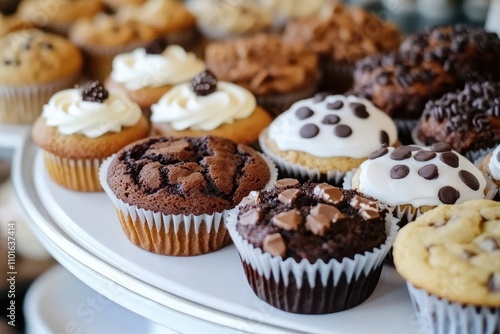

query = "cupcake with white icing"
[479,144,500,200]
[259,93,399,184]
[31,81,151,192]
[151,70,272,145]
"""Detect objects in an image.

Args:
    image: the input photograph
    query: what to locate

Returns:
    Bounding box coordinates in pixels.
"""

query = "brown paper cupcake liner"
[165,28,198,50]
[320,61,355,94]
[256,83,318,118]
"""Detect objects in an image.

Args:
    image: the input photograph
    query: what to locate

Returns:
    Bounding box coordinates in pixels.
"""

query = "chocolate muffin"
[227,179,396,314]
[101,135,275,256]
[416,81,500,159]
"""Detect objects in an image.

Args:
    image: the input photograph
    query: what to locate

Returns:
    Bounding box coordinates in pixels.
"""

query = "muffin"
[393,199,500,334]
[69,13,158,82]
[348,142,493,224]
[0,13,33,37]
[105,38,205,114]
[416,81,500,161]
[151,70,272,145]
[17,0,102,36]
[99,135,276,256]
[0,29,82,124]
[283,3,401,93]
[227,179,398,314]
[259,93,398,185]
[205,34,319,117]
[103,0,147,11]
[32,81,150,192]
[479,145,500,201]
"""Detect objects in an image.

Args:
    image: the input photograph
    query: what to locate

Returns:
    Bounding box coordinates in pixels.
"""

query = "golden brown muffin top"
[17,0,102,26]
[0,14,33,37]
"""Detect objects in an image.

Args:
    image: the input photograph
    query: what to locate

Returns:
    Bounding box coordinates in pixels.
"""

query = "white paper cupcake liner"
[407,283,500,334]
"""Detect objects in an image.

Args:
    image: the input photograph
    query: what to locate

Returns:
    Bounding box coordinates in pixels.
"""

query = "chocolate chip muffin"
[227,179,397,314]
[101,135,275,256]
[393,199,500,334]
[416,82,500,160]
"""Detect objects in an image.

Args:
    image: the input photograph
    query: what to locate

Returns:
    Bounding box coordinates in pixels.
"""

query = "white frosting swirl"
[488,145,500,180]
[110,46,205,90]
[268,95,398,158]
[357,145,487,207]
[42,88,142,138]
[150,82,256,131]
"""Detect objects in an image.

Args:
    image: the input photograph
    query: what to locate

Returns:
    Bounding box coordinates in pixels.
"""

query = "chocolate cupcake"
[100,135,277,256]
[227,179,397,314]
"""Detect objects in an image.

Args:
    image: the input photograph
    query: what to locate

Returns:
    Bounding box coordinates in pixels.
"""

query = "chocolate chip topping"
[418,164,439,180]
[295,106,314,120]
[300,123,320,138]
[390,146,412,160]
[327,100,343,110]
[390,164,410,179]
[144,37,168,54]
[334,124,352,138]
[322,115,340,125]
[369,145,388,160]
[272,209,302,231]
[263,233,286,257]
[275,178,299,188]
[431,142,452,152]
[191,70,218,96]
[306,203,345,236]
[313,92,330,103]
[438,186,460,204]
[240,208,262,226]
[239,191,261,207]
[487,273,500,292]
[278,188,301,205]
[414,150,437,162]
[380,131,389,145]
[81,81,109,103]
[349,195,380,220]
[313,183,344,204]
[350,102,369,119]
[440,152,459,168]
[458,170,480,190]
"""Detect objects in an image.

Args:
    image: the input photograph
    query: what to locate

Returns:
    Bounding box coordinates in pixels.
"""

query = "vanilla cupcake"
[32,81,150,192]
[151,70,272,145]
[0,13,33,37]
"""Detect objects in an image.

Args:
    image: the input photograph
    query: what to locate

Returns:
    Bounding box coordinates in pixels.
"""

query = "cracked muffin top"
[106,136,272,215]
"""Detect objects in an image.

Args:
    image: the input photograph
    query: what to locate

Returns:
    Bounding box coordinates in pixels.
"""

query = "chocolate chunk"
[391,164,410,179]
[390,146,412,160]
[310,203,345,223]
[438,186,460,204]
[334,124,352,138]
[487,273,500,292]
[350,195,380,220]
[350,103,369,119]
[278,188,301,205]
[313,183,344,204]
[477,237,499,251]
[300,124,320,138]
[414,150,436,162]
[144,37,168,54]
[440,152,459,168]
[322,115,340,125]
[274,178,299,188]
[306,204,345,236]
[41,42,53,50]
[431,142,452,152]
[313,92,330,103]
[263,233,286,257]
[418,164,438,180]
[239,191,261,207]
[459,170,480,190]
[81,80,109,103]
[380,131,389,145]
[191,70,217,96]
[327,100,343,110]
[295,106,314,120]
[369,145,388,160]
[271,209,302,231]
[240,208,262,226]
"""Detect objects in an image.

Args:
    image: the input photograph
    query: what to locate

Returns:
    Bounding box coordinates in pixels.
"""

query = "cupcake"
[17,0,102,36]
[227,179,398,314]
[99,135,276,256]
[415,81,500,161]
[479,145,500,199]
[103,0,147,12]
[105,38,205,115]
[259,93,398,185]
[0,13,33,37]
[31,81,150,192]
[0,29,82,124]
[151,70,272,145]
[283,3,401,93]
[69,13,158,82]
[348,142,493,224]
[205,34,319,117]
[393,199,500,334]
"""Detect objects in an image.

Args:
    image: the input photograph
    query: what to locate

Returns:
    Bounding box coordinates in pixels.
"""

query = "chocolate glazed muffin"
[228,179,396,314]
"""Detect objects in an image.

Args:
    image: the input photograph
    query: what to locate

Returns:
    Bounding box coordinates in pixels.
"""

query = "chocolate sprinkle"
[380,130,389,145]
[327,100,343,110]
[390,146,412,160]
[390,164,410,179]
[300,124,320,138]
[350,103,369,119]
[81,81,109,103]
[440,152,459,168]
[458,170,480,190]
[368,145,388,160]
[295,106,314,120]
[431,142,452,152]
[414,150,436,162]
[191,70,217,96]
[438,186,460,204]
[334,124,352,138]
[418,164,438,180]
[322,115,340,125]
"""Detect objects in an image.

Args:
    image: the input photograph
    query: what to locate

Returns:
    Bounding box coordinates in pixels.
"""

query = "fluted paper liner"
[256,81,318,118]
[43,150,103,192]
[226,207,398,313]
[407,283,500,334]
[99,153,278,256]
